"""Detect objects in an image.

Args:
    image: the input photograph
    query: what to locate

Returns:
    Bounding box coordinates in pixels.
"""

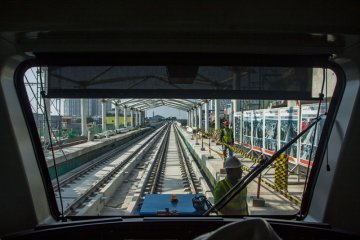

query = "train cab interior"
[1,1,360,239]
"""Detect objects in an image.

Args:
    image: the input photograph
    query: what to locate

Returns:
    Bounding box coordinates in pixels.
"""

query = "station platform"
[177,126,303,215]
[45,127,150,179]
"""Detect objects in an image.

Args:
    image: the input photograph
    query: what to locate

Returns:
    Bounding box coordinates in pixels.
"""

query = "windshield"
[20,64,338,218]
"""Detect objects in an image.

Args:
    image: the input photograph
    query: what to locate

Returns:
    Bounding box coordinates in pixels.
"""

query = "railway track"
[107,123,209,216]
[142,123,201,195]
[52,128,155,191]
[51,122,211,216]
[53,125,168,215]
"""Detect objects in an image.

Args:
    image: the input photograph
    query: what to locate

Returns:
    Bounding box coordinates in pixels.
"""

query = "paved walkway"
[44,128,146,167]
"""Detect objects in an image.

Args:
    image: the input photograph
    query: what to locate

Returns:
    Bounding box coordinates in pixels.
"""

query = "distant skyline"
[41,101,187,119]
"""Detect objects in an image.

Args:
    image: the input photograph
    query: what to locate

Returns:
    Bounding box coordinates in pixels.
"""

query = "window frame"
[14,53,345,220]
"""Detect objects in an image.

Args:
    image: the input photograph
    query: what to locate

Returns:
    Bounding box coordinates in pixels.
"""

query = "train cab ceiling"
[0,1,359,57]
[1,1,360,239]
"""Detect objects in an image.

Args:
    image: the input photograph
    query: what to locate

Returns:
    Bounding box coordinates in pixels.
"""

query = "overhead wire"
[325,69,330,172]
[39,67,66,221]
[299,67,328,217]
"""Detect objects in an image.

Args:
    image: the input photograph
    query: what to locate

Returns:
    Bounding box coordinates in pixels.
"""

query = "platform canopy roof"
[107,99,205,112]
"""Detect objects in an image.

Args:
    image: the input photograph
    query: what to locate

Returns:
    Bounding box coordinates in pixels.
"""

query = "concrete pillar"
[190,111,193,126]
[81,98,88,136]
[186,111,189,126]
[187,111,189,126]
[114,104,119,129]
[189,110,192,127]
[141,111,143,126]
[44,98,51,144]
[194,107,198,128]
[192,109,195,128]
[205,101,209,133]
[138,110,140,126]
[137,111,140,126]
[137,110,140,126]
[143,111,145,126]
[198,104,203,130]
[138,111,140,126]
[232,100,240,127]
[215,99,220,130]
[135,110,138,126]
[142,111,144,126]
[123,107,127,127]
[232,100,240,113]
[192,110,195,127]
[232,99,240,139]
[131,109,134,127]
[101,99,107,132]
[188,111,191,126]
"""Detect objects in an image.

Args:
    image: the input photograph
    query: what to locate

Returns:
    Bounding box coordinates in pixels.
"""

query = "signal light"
[171,194,178,202]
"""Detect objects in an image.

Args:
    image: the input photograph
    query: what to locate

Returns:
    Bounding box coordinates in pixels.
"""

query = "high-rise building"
[63,99,113,117]
[219,99,231,111]
[63,99,81,117]
[106,101,112,113]
[88,99,101,117]
[209,99,231,112]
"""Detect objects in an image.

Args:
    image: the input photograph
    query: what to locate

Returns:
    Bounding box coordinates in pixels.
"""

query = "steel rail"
[137,124,171,196]
[52,129,155,191]
[174,124,199,194]
[61,125,168,215]
[149,124,171,194]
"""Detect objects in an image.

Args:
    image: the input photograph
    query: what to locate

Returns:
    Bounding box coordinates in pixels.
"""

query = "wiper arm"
[203,115,323,216]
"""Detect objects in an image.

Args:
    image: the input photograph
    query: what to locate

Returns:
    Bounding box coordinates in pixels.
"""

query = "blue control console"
[140,194,209,216]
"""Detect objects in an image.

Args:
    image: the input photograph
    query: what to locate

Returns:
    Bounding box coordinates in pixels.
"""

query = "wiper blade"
[203,115,323,216]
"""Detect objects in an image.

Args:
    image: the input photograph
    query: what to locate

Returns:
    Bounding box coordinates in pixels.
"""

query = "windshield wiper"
[203,115,324,216]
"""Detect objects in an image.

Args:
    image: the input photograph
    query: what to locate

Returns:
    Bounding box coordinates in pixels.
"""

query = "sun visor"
[43,65,317,99]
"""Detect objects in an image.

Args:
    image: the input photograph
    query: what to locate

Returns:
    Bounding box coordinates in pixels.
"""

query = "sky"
[145,106,187,119]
